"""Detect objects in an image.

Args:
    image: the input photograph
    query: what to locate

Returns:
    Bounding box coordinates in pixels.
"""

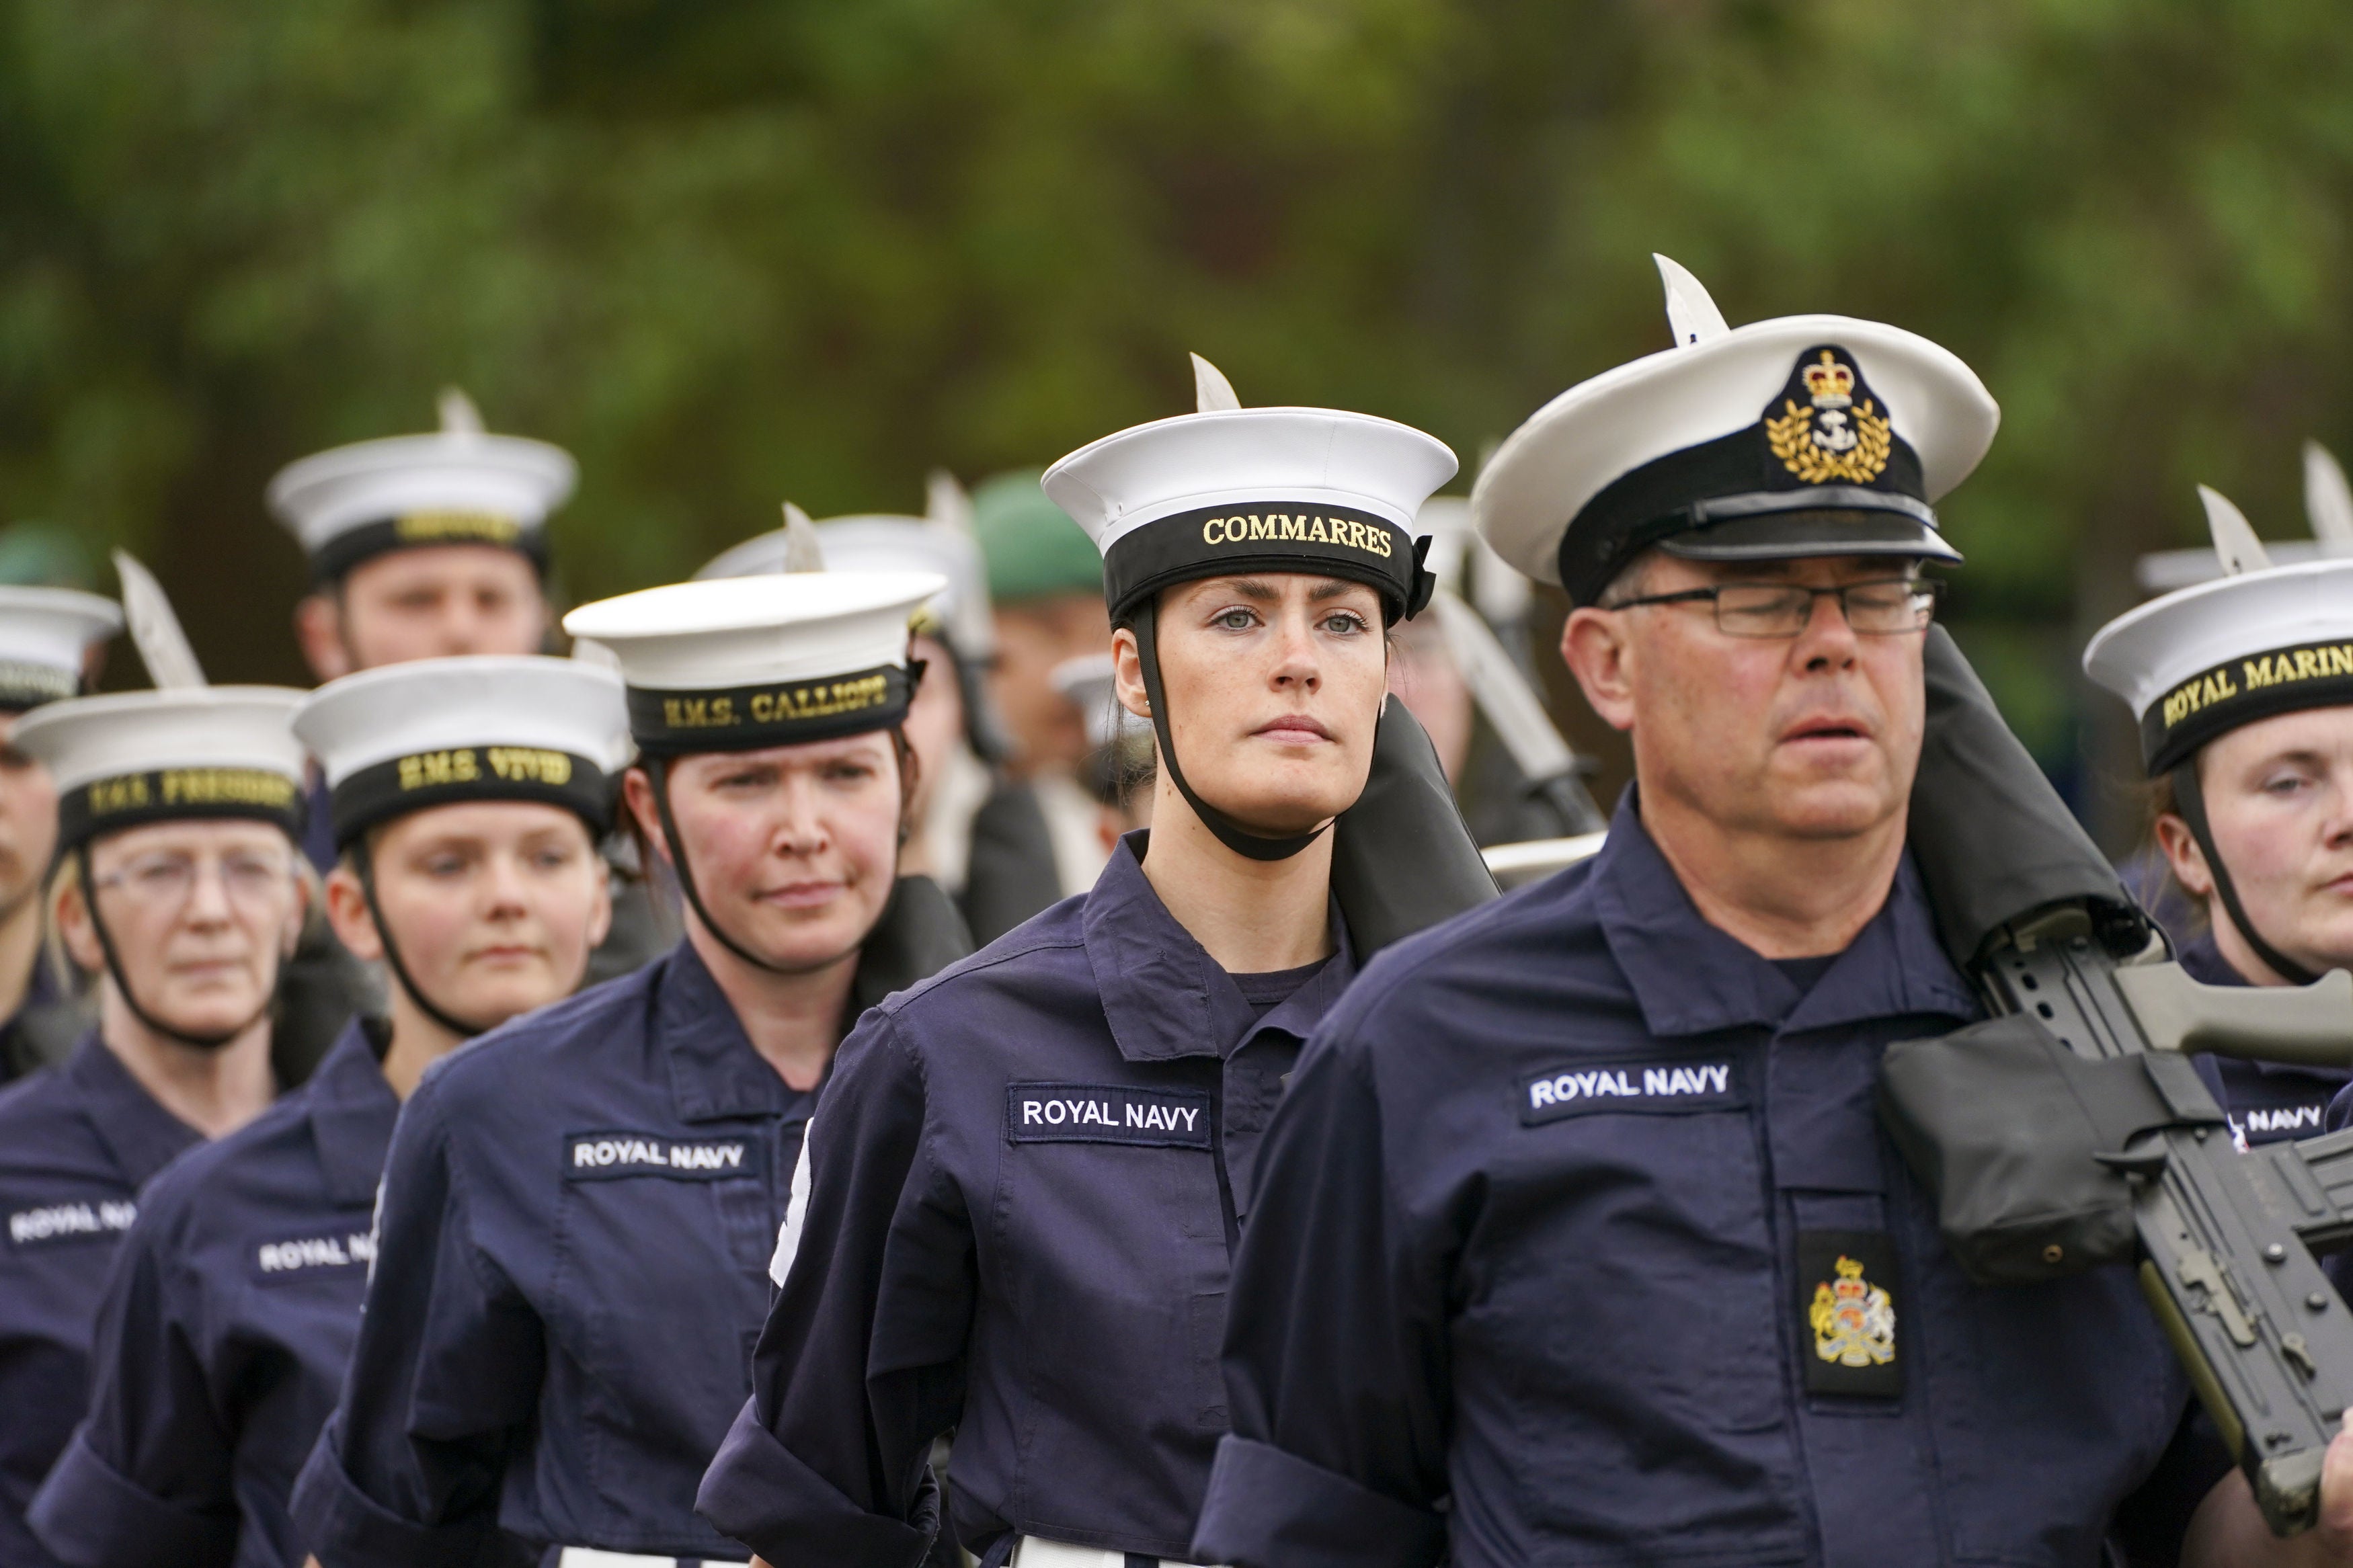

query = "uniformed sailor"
[1190,259,2327,1567]
[699,487,1018,929]
[288,567,973,1567]
[270,390,572,868]
[0,686,309,1567]
[0,589,121,1082]
[270,393,670,1065]
[24,655,628,1568]
[2085,483,2353,1147]
[697,354,1479,1568]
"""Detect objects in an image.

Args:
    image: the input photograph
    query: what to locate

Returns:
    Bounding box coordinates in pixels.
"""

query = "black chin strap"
[2171,761,2321,985]
[77,843,272,1051]
[639,739,916,977]
[1127,600,1329,863]
[353,841,493,1040]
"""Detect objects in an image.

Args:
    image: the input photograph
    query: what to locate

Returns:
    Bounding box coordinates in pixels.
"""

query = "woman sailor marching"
[27,655,628,1568]
[290,557,971,1566]
[2085,479,2353,1143]
[699,357,1491,1568]
[0,677,309,1565]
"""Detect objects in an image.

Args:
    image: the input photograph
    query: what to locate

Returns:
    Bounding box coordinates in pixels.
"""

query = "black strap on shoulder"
[352,841,491,1040]
[76,843,272,1051]
[1126,600,1328,863]
[2169,761,2319,986]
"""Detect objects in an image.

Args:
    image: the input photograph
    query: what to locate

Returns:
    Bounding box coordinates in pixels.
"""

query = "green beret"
[971,469,1103,604]
[0,523,98,589]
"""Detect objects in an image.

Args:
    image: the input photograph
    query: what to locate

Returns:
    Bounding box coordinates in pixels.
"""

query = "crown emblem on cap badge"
[1766,349,1892,485]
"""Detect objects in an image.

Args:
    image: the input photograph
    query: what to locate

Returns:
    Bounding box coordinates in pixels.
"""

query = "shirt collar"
[1085,831,1356,1063]
[303,1020,401,1206]
[64,1032,203,1186]
[2176,932,2248,989]
[655,938,803,1124]
[1593,790,1978,1039]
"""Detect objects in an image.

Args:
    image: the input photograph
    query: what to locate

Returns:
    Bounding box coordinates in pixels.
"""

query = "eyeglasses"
[1606,578,1941,638]
[93,850,296,911]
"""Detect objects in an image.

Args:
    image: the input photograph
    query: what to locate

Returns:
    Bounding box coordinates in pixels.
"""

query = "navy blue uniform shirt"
[2174,934,2348,1146]
[699,832,1355,1567]
[1193,798,2202,1568]
[0,1036,202,1568]
[289,940,807,1566]
[28,1020,395,1568]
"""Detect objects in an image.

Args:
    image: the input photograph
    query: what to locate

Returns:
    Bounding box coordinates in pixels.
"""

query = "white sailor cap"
[293,656,630,850]
[563,571,945,756]
[14,687,307,854]
[2134,442,2353,594]
[1474,255,1998,605]
[697,479,997,662]
[2086,486,2353,776]
[0,587,120,712]
[267,390,575,584]
[1042,354,1458,624]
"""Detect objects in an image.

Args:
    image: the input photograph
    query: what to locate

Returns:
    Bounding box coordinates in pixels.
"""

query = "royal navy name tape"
[7,1198,137,1248]
[1004,1083,1213,1149]
[251,1228,377,1281]
[2240,1104,2327,1137]
[1521,1059,1743,1125]
[564,1130,765,1182]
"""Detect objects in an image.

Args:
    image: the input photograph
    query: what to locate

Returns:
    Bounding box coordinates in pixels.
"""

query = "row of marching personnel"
[7,251,2353,1568]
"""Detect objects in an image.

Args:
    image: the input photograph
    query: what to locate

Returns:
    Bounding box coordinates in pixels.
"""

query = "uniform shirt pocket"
[1464,1057,1806,1563]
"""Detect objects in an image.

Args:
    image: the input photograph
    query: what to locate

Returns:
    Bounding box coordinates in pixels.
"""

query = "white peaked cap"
[0,587,121,710]
[699,513,996,662]
[267,390,576,562]
[564,573,945,691]
[2085,485,2353,774]
[15,686,307,794]
[294,656,631,786]
[1472,254,1998,594]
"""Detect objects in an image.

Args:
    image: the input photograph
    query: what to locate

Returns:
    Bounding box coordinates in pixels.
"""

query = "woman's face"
[327,800,611,1034]
[1113,573,1388,837]
[625,730,904,973]
[61,819,305,1042]
[2158,704,2353,980]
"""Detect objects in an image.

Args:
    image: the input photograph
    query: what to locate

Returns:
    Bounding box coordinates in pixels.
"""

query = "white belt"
[556,1551,748,1567]
[1012,1536,1224,1568]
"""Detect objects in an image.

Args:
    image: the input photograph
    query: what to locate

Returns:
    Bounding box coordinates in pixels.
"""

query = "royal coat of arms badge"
[1809,1253,1896,1369]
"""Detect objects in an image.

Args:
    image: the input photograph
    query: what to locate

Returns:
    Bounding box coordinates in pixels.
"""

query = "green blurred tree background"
[3,0,2348,845]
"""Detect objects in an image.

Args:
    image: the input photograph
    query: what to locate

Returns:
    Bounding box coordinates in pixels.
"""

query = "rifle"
[1428,589,1609,837]
[1896,626,2353,1535]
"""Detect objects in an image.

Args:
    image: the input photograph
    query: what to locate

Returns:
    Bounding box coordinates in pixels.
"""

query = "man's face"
[897,634,967,825]
[1562,552,1929,844]
[296,544,549,679]
[989,593,1111,777]
[0,712,58,921]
